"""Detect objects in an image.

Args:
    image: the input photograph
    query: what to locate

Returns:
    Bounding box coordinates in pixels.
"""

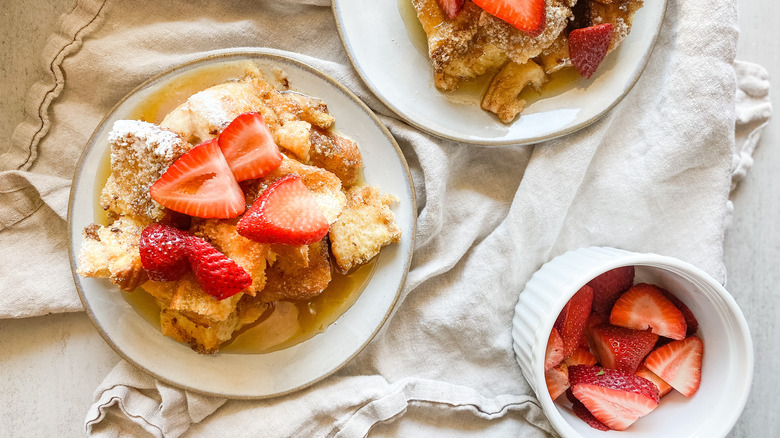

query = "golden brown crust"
[100,121,192,223]
[329,186,402,273]
[260,239,332,303]
[77,215,147,292]
[309,128,363,188]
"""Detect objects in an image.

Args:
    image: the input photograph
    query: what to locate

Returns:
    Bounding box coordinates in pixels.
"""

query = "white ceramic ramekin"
[512,246,753,437]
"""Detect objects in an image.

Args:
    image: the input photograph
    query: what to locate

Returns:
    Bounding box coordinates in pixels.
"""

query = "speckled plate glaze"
[333,0,667,145]
[68,48,416,398]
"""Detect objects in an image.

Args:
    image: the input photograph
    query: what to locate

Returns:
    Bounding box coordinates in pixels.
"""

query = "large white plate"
[68,49,416,398]
[333,0,667,145]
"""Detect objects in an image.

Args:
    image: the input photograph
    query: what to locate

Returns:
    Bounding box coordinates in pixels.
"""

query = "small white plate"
[333,0,667,145]
[68,49,416,398]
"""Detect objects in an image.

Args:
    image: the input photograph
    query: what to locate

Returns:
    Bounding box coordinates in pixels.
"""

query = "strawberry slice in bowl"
[149,139,245,219]
[644,335,703,398]
[610,283,687,341]
[568,365,660,431]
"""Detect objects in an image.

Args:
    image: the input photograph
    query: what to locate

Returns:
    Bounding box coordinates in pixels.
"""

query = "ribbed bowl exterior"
[511,246,753,438]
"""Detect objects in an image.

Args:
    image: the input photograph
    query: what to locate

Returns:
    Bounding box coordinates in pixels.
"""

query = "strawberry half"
[568,365,660,431]
[568,23,613,79]
[661,289,699,336]
[186,234,252,300]
[571,397,611,431]
[150,139,245,219]
[237,174,329,245]
[644,336,703,398]
[588,324,658,374]
[587,266,635,317]
[545,328,565,371]
[218,112,283,182]
[610,283,687,340]
[554,285,594,357]
[564,347,598,368]
[139,224,189,282]
[546,365,569,400]
[436,0,465,19]
[473,0,546,36]
[636,364,673,398]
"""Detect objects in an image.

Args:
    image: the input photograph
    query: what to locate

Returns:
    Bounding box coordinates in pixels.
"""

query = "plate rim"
[332,0,669,146]
[67,47,417,399]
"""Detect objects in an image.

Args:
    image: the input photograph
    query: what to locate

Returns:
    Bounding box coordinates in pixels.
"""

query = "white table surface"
[1,1,777,436]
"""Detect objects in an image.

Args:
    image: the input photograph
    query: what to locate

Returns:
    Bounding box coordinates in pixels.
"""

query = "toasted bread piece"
[329,186,402,272]
[160,67,274,145]
[160,309,240,354]
[261,239,332,302]
[100,120,191,223]
[269,243,309,268]
[190,219,270,296]
[270,91,335,130]
[77,216,147,291]
[309,128,363,188]
[481,59,547,123]
[274,119,312,162]
[168,274,243,323]
[140,280,177,308]
[263,90,339,161]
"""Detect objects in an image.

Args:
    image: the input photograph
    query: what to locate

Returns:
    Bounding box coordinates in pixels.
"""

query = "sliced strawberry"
[589,324,658,373]
[473,0,546,36]
[436,0,465,19]
[644,336,703,398]
[545,364,569,400]
[564,347,598,368]
[610,283,687,340]
[571,397,611,431]
[587,266,634,317]
[150,140,245,219]
[217,112,283,182]
[568,23,613,79]
[568,365,660,431]
[186,234,251,300]
[545,328,566,371]
[237,174,329,245]
[636,364,673,398]
[554,285,594,357]
[661,289,699,336]
[139,224,189,282]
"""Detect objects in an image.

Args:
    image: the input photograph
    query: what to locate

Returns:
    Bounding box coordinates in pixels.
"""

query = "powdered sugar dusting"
[102,120,191,221]
[188,90,232,129]
[109,120,183,164]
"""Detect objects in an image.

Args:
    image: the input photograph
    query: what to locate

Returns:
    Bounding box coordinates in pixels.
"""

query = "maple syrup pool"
[94,61,376,354]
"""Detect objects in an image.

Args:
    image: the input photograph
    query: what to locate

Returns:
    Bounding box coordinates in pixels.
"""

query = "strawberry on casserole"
[77,65,402,353]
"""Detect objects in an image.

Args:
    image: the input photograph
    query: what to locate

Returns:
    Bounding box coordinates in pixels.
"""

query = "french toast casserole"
[413,0,644,122]
[77,63,402,354]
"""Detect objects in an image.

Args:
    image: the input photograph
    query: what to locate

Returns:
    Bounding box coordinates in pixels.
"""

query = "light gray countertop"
[1,1,777,436]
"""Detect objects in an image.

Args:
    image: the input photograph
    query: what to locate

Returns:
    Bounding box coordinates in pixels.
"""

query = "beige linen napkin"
[0,0,772,436]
